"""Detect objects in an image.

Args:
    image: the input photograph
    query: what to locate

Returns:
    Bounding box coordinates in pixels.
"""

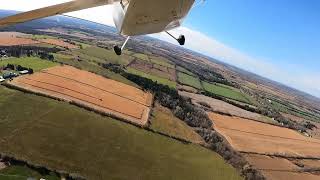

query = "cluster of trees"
[124,73,213,129]
[0,153,82,180]
[303,121,317,130]
[100,63,126,74]
[4,64,34,74]
[0,46,59,60]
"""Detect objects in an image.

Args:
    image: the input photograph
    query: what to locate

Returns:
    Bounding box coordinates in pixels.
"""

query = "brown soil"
[0,32,39,46]
[208,112,320,158]
[296,159,320,169]
[177,85,198,93]
[244,154,300,171]
[38,39,78,49]
[10,65,153,126]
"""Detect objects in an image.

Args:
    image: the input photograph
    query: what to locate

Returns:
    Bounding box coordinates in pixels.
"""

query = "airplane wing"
[0,0,117,27]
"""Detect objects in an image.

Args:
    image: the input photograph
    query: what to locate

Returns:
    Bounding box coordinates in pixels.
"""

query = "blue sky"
[186,0,320,70]
[2,0,320,97]
[179,0,320,97]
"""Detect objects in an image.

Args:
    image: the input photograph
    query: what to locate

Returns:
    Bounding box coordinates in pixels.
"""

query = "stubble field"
[9,65,153,126]
[208,112,320,158]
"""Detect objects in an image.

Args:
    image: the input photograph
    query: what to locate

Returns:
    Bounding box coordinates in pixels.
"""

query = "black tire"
[177,35,185,46]
[114,45,122,56]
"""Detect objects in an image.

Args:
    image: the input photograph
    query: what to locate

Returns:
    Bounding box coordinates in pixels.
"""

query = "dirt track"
[208,112,320,158]
[10,66,153,126]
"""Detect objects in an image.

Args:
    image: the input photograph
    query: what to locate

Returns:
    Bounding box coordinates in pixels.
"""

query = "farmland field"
[243,154,320,180]
[208,112,320,158]
[133,53,149,61]
[0,32,39,46]
[150,103,204,144]
[0,57,57,71]
[127,67,176,88]
[38,38,78,49]
[176,66,194,76]
[0,86,242,180]
[177,72,202,89]
[202,81,252,104]
[53,53,138,88]
[9,65,153,126]
[180,91,276,124]
[0,165,60,180]
[128,59,176,81]
[270,98,320,123]
[76,46,134,65]
[149,56,175,68]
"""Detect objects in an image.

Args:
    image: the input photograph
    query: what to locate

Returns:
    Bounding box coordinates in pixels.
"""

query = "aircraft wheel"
[177,35,185,46]
[114,45,122,56]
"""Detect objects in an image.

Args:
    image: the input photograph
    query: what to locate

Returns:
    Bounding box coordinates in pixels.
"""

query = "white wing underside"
[0,0,118,27]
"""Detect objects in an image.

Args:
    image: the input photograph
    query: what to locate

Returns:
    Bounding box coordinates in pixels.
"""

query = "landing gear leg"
[166,31,185,46]
[114,36,130,56]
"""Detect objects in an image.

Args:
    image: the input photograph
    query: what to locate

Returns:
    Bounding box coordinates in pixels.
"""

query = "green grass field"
[150,104,204,143]
[270,99,320,122]
[76,46,133,65]
[177,72,202,89]
[0,86,242,180]
[202,81,252,104]
[127,67,177,88]
[30,34,57,40]
[0,165,59,180]
[0,57,57,72]
[149,56,175,68]
[176,66,194,76]
[133,53,149,61]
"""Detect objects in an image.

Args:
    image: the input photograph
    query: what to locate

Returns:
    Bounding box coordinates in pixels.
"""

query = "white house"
[19,70,29,75]
[0,76,5,82]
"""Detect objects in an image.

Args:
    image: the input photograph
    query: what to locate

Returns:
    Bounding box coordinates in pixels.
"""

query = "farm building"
[0,76,5,82]
[19,70,29,75]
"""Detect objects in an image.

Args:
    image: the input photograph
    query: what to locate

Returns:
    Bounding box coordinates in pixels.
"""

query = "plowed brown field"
[0,32,39,46]
[38,39,78,49]
[208,112,320,158]
[244,154,320,180]
[10,66,153,126]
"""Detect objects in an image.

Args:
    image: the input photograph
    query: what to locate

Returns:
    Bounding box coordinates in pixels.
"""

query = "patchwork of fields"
[4,30,318,180]
[9,65,153,126]
[208,112,320,179]
[0,86,242,180]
